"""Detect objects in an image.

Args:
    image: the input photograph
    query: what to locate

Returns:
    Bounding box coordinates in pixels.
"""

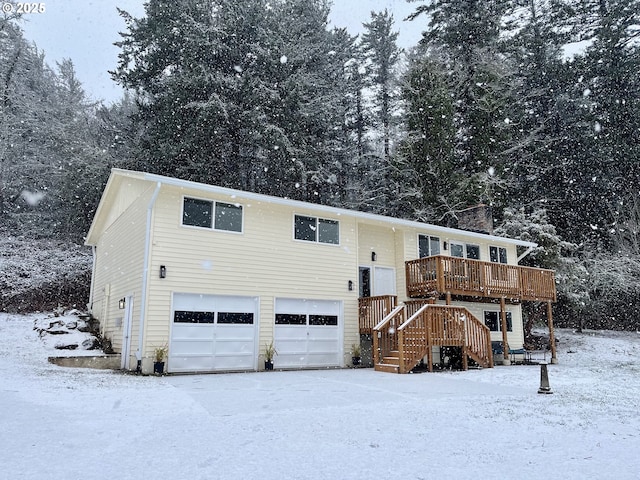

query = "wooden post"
[547,301,558,364]
[462,314,468,370]
[398,330,405,374]
[500,297,510,365]
[445,291,452,305]
[487,327,494,368]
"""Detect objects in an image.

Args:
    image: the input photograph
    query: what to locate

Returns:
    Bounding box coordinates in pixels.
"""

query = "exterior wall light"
[371,252,377,262]
[348,280,354,291]
[160,265,166,278]
[118,298,126,309]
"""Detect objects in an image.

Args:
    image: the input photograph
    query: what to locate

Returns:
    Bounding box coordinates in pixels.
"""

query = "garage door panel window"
[174,311,216,323]
[275,313,307,325]
[309,315,338,326]
[217,312,254,324]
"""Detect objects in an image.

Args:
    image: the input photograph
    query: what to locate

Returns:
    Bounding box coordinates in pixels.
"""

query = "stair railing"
[395,305,493,373]
[463,308,493,368]
[372,305,405,366]
[397,304,430,373]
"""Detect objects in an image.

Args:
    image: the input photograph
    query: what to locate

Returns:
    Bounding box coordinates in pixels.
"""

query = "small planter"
[351,343,361,367]
[153,344,168,375]
[153,361,165,375]
[264,341,277,371]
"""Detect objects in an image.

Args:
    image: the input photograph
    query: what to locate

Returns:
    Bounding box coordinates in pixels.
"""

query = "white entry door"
[274,298,342,368]
[373,266,396,296]
[169,293,258,373]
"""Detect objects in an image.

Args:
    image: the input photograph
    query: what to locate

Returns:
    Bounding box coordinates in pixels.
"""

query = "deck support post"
[445,291,452,305]
[500,297,510,366]
[547,301,558,364]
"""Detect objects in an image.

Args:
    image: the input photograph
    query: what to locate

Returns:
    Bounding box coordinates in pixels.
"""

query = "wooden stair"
[373,304,493,374]
[374,351,401,373]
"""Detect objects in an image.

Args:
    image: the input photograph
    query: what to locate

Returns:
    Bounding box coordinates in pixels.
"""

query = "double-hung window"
[182,197,243,233]
[294,215,339,245]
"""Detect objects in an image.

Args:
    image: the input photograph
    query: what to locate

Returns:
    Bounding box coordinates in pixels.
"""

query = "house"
[85,169,557,375]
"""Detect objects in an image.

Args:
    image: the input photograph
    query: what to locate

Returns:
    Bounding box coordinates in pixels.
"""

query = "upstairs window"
[183,197,212,228]
[489,246,508,264]
[214,202,242,232]
[451,242,480,260]
[182,197,243,233]
[294,215,339,244]
[418,235,440,258]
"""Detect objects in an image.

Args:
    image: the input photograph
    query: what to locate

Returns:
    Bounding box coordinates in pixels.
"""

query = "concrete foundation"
[48,354,121,370]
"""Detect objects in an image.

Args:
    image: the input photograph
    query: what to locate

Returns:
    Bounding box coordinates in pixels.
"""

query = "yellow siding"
[144,186,360,365]
[89,184,154,364]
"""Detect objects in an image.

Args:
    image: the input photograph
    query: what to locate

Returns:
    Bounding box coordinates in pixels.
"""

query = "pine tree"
[113,0,359,206]
[403,0,521,221]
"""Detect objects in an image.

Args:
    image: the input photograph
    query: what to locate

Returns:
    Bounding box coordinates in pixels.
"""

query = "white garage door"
[169,293,258,373]
[274,298,342,368]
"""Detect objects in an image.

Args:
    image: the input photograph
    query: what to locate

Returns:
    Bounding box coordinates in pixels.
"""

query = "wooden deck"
[405,255,556,302]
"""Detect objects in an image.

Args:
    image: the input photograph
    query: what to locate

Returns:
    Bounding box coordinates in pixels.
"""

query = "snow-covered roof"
[87,168,538,250]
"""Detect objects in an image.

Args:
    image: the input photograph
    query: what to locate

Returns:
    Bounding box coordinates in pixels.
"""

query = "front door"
[373,266,396,296]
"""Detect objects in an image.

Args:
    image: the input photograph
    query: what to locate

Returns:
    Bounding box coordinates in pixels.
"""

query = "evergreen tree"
[404,0,521,221]
[113,0,359,206]
[360,9,401,162]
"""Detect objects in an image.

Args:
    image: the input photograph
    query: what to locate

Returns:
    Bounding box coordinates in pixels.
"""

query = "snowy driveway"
[2,314,639,480]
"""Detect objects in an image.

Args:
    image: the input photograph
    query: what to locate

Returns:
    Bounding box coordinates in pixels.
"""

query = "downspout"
[136,182,162,367]
[88,245,97,313]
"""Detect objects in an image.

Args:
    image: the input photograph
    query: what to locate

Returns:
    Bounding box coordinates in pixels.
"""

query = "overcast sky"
[18,0,423,105]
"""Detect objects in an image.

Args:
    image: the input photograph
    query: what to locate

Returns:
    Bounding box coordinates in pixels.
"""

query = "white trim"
[105,169,537,250]
[136,182,162,362]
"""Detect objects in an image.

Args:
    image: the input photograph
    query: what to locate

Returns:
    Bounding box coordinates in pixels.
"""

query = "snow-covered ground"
[1,312,639,480]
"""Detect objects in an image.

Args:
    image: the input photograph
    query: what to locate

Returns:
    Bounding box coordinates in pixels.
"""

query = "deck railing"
[358,295,398,335]
[405,255,556,302]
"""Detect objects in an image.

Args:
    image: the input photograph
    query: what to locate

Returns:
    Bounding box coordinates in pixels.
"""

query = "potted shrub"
[264,341,277,371]
[351,343,361,366]
[153,345,168,375]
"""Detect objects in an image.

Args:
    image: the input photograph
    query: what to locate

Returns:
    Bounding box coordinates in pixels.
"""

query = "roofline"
[109,169,538,249]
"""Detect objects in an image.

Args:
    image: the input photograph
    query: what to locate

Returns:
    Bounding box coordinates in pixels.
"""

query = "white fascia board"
[111,169,537,250]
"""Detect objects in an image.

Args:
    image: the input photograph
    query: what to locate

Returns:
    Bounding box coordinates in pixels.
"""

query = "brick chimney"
[457,204,493,235]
